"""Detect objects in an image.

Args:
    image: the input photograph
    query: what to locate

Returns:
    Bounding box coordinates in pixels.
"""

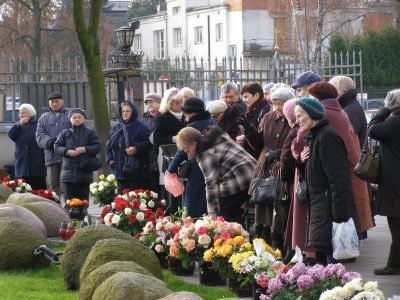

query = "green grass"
[0,254,236,300]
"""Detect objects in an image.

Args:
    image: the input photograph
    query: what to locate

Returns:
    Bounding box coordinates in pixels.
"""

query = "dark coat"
[8,118,46,178]
[142,111,161,173]
[167,111,215,217]
[54,125,101,183]
[304,119,352,251]
[337,89,368,147]
[369,107,400,217]
[219,103,242,140]
[105,102,152,180]
[280,125,299,183]
[153,111,185,147]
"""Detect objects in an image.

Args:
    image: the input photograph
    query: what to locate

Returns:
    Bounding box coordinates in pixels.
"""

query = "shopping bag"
[164,172,185,197]
[332,218,359,260]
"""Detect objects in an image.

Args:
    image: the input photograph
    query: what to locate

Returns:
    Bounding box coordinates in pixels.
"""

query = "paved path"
[86,198,400,297]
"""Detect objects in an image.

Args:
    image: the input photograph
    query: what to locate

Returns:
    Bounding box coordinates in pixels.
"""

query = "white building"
[131,0,275,61]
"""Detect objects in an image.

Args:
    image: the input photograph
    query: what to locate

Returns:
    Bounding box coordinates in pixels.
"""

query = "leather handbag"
[296,180,308,203]
[78,154,102,172]
[122,156,139,175]
[250,158,281,206]
[354,130,379,184]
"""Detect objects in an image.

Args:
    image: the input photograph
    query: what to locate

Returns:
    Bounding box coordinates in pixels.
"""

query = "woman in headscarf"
[106,101,151,193]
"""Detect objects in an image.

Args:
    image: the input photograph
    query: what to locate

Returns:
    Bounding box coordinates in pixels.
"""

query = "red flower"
[172,225,181,235]
[156,207,164,217]
[122,188,130,195]
[134,188,145,193]
[100,206,110,219]
[131,201,140,209]
[128,215,137,223]
[114,197,128,211]
[148,215,156,224]
[144,209,154,218]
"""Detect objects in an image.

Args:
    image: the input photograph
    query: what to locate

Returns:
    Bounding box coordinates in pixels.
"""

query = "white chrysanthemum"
[111,202,116,209]
[106,174,115,182]
[98,185,104,192]
[128,191,137,197]
[89,183,96,189]
[16,187,21,192]
[319,290,335,300]
[104,213,113,225]
[363,281,378,290]
[139,203,147,211]
[111,214,121,225]
[124,208,132,215]
[91,188,98,194]
[103,181,109,187]
[148,200,155,208]
[122,194,129,200]
[150,191,158,199]
[26,185,32,192]
[136,212,145,221]
[161,199,167,206]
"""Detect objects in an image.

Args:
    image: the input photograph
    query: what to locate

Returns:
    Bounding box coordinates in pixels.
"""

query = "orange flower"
[169,245,180,257]
[185,239,196,252]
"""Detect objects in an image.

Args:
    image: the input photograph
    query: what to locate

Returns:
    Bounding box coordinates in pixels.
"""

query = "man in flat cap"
[36,92,71,196]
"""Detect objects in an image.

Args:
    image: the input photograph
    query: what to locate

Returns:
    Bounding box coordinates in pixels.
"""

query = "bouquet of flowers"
[31,189,59,203]
[258,263,364,300]
[65,198,89,208]
[320,278,385,300]
[2,178,32,193]
[101,189,165,236]
[89,174,117,206]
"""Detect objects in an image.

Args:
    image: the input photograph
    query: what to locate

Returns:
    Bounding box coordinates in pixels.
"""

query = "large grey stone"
[80,238,163,284]
[7,192,57,206]
[0,217,49,270]
[20,201,70,237]
[158,292,204,300]
[61,225,132,291]
[0,204,47,236]
[0,185,12,204]
[91,272,171,300]
[79,260,154,300]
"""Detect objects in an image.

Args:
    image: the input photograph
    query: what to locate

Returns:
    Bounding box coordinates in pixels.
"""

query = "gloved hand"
[236,115,251,131]
[267,149,277,163]
[47,138,56,150]
[384,91,400,111]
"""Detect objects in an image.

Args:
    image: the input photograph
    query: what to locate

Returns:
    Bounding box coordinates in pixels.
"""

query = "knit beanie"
[296,97,325,120]
[206,100,227,114]
[307,82,338,100]
[328,76,356,94]
[270,87,296,102]
[69,108,86,119]
[144,92,162,103]
[283,98,298,122]
[263,82,275,92]
[292,71,323,89]
[181,97,205,113]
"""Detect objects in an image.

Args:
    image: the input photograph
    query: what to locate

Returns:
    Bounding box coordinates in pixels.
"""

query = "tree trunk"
[72,0,110,166]
[312,0,325,67]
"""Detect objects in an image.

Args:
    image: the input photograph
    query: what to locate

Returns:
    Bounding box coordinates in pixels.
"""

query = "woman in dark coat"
[166,98,215,217]
[296,97,352,265]
[8,104,46,189]
[106,101,151,193]
[246,86,294,249]
[236,82,270,158]
[54,108,101,200]
[369,89,400,275]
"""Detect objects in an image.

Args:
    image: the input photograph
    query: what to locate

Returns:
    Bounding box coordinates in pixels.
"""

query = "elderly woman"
[369,89,400,275]
[166,97,215,217]
[8,103,46,189]
[295,97,352,265]
[177,87,195,105]
[206,100,227,124]
[246,86,295,250]
[54,108,101,200]
[176,125,256,223]
[106,101,152,193]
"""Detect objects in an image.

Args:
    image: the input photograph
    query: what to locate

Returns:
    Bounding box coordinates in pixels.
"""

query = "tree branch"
[72,0,92,55]
[14,0,33,12]
[321,14,366,42]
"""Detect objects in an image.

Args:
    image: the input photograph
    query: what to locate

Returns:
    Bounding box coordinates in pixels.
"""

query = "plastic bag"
[164,172,185,197]
[332,218,359,260]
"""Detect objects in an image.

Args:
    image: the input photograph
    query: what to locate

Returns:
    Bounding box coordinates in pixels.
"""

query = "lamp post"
[295,0,310,68]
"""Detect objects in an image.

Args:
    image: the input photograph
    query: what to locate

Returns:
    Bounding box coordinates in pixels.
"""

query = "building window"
[154,30,165,59]
[134,34,141,51]
[229,45,237,57]
[172,6,181,15]
[194,26,203,44]
[216,23,223,41]
[173,28,182,47]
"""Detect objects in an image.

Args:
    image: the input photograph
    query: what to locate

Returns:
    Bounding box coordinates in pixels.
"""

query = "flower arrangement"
[101,189,165,236]
[258,263,368,300]
[320,278,385,300]
[31,189,59,203]
[65,198,89,208]
[2,178,32,193]
[89,174,117,206]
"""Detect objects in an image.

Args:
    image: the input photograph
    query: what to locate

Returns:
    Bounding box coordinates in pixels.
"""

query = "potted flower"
[101,189,165,236]
[65,198,89,220]
[320,278,385,300]
[89,174,117,206]
[2,178,32,193]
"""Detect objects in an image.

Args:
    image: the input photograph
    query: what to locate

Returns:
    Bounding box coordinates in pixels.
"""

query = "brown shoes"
[374,266,400,275]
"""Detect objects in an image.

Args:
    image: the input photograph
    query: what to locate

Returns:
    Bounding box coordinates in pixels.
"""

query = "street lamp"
[294,0,310,68]
[114,21,140,54]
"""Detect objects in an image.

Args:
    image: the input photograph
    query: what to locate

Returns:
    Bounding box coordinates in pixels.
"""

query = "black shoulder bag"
[353,129,379,184]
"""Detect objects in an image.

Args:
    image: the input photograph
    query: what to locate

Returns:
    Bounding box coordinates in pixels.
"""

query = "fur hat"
[48,92,63,100]
[329,76,356,94]
[292,71,323,89]
[296,97,325,120]
[181,97,205,113]
[69,108,86,119]
[283,98,298,122]
[270,87,296,102]
[307,82,339,100]
[206,100,227,115]
[144,92,162,104]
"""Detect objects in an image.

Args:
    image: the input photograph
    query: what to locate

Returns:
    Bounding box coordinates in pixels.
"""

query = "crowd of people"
[7,72,400,275]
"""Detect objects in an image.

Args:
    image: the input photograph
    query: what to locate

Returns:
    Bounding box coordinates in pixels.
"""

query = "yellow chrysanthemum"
[203,248,214,262]
[242,242,252,251]
[265,243,274,254]
[274,248,282,259]
[233,236,245,246]
[214,238,223,247]
[217,244,233,257]
[229,251,253,272]
[224,238,234,245]
[213,246,221,253]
